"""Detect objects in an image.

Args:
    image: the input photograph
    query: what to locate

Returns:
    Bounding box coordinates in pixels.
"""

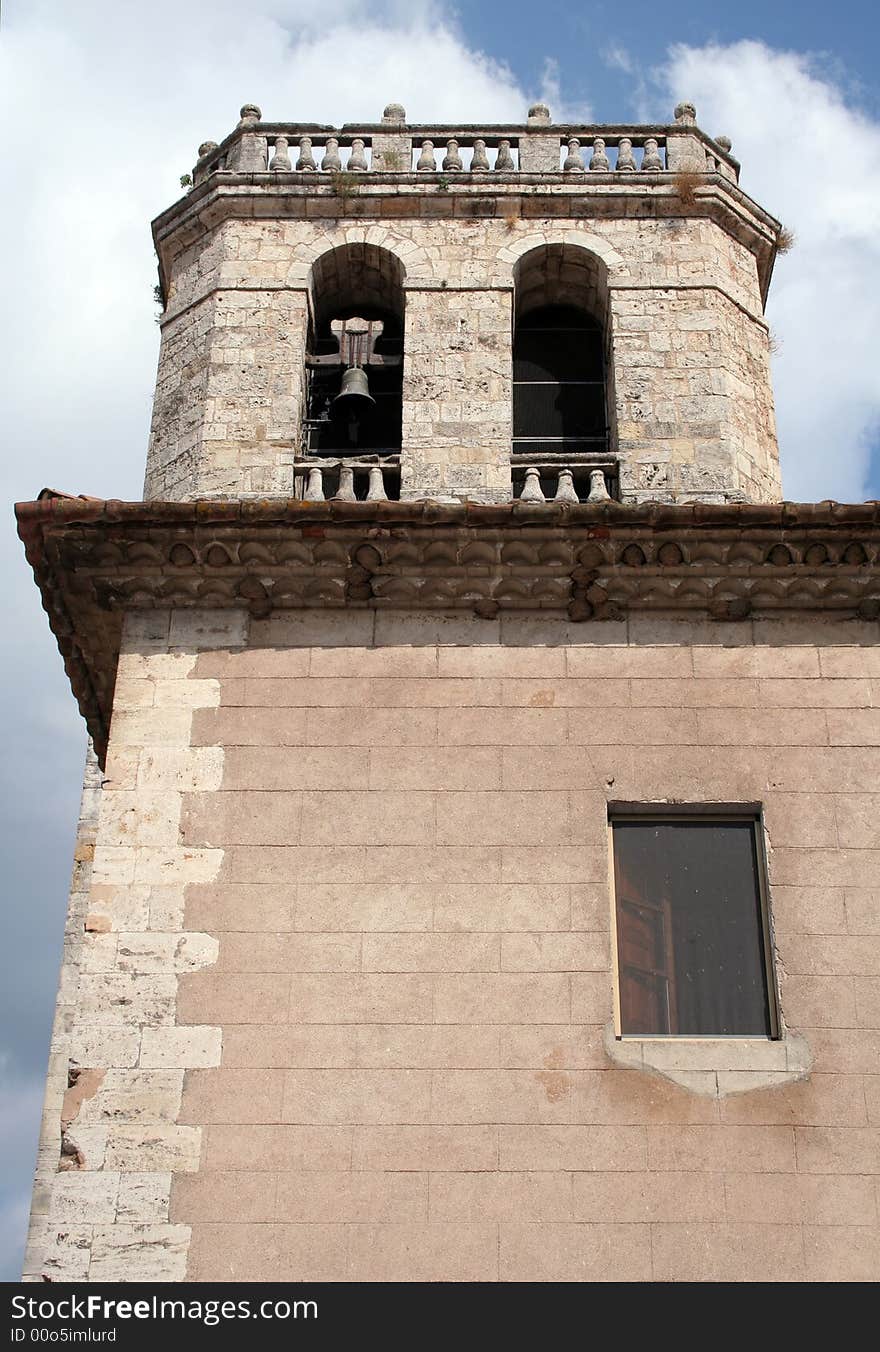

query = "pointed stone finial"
[495,138,515,171]
[563,137,585,172]
[674,101,697,124]
[365,466,388,501]
[519,468,545,502]
[334,466,356,501]
[382,102,406,123]
[554,468,580,503]
[715,134,732,153]
[527,102,551,124]
[417,140,437,171]
[321,137,342,171]
[348,138,368,171]
[470,138,490,171]
[443,139,463,171]
[197,141,218,160]
[589,137,610,171]
[616,137,636,171]
[239,104,262,126]
[269,136,292,171]
[297,136,317,171]
[305,467,325,500]
[587,469,610,502]
[641,137,662,171]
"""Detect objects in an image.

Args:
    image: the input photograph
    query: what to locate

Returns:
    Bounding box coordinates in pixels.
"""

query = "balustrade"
[511,462,616,504]
[295,458,401,502]
[192,101,741,185]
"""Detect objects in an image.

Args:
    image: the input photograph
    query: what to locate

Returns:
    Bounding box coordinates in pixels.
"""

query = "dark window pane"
[613,818,772,1037]
[513,382,606,439]
[513,329,604,382]
[512,304,606,446]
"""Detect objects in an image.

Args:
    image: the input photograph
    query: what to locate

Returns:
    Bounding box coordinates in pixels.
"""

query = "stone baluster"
[296,137,317,171]
[334,466,356,501]
[587,469,610,502]
[589,138,610,171]
[616,137,636,172]
[321,138,342,171]
[519,468,545,502]
[269,136,292,171]
[365,466,388,501]
[348,138,368,171]
[417,140,437,170]
[305,467,324,501]
[470,138,490,171]
[495,139,515,170]
[554,468,579,503]
[563,137,585,172]
[641,137,663,171]
[442,139,463,171]
[227,103,267,172]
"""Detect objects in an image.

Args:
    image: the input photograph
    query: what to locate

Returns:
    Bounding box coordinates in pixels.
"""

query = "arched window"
[304,244,405,464]
[512,244,614,500]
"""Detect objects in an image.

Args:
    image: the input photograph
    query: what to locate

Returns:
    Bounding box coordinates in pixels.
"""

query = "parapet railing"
[294,457,402,502]
[191,101,739,186]
[512,461,616,504]
[293,456,618,504]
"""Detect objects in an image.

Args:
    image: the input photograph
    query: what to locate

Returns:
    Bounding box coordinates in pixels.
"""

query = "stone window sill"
[604,1023,812,1096]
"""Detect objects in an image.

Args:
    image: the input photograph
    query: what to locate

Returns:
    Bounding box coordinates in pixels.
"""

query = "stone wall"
[145,213,780,506]
[27,608,880,1282]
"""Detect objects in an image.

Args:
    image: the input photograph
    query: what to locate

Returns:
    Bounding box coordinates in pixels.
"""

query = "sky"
[1,0,879,1279]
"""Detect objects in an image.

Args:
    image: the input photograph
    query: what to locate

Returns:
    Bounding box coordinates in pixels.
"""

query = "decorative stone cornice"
[16,495,880,765]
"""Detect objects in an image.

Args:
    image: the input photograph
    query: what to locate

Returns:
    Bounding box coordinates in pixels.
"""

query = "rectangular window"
[610,812,776,1038]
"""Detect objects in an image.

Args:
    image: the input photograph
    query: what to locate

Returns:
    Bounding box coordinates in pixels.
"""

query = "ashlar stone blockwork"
[146,104,782,506]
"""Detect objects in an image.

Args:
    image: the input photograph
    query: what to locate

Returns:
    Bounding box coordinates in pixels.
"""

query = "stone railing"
[511,462,616,504]
[294,457,401,502]
[192,101,739,186]
[294,456,617,504]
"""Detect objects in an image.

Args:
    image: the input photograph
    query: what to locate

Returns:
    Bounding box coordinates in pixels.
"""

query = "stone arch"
[511,241,616,465]
[499,228,628,280]
[513,241,611,324]
[308,242,407,338]
[304,242,407,461]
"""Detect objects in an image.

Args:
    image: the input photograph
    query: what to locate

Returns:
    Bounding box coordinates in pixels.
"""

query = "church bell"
[332,365,376,416]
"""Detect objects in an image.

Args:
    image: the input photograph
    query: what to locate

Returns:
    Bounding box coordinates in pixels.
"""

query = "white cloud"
[656,39,880,501]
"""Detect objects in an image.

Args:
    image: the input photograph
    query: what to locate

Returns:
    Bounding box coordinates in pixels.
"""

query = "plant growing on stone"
[330,170,359,199]
[776,226,796,254]
[673,170,701,205]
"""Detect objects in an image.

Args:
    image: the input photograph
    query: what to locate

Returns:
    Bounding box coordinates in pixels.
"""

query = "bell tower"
[146,99,781,507]
[18,98,879,1287]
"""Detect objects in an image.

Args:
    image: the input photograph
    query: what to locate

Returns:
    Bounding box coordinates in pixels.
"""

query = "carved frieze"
[16,495,880,763]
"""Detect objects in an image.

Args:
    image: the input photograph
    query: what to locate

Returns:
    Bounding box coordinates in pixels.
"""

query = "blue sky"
[462,0,880,118]
[0,0,878,1280]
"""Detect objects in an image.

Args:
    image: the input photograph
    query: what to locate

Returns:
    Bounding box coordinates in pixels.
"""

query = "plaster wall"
[26,608,880,1283]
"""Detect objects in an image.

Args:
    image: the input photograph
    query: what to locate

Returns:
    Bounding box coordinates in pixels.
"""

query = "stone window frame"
[604,803,811,1095]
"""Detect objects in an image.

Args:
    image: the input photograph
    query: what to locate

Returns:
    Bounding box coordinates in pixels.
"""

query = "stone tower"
[17,101,880,1284]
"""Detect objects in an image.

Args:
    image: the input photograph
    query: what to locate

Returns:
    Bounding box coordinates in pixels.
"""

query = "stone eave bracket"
[15,495,880,766]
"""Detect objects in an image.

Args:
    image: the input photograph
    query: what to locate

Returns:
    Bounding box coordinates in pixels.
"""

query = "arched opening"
[304,244,405,464]
[512,244,614,500]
